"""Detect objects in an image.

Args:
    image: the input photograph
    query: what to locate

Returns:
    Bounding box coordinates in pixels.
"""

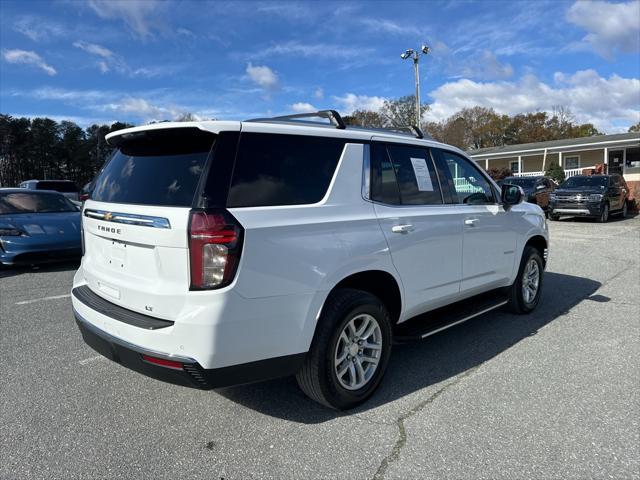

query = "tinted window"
[559,176,609,189]
[36,181,78,193]
[0,192,77,214]
[92,128,215,207]
[503,177,536,188]
[386,145,442,205]
[227,133,346,207]
[436,149,495,204]
[370,144,400,204]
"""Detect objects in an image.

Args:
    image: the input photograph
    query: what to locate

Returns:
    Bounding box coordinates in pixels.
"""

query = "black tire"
[549,214,560,221]
[295,288,392,410]
[506,246,544,314]
[621,200,628,218]
[596,203,609,223]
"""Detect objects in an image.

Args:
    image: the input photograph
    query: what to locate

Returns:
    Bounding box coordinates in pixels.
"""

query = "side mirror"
[501,184,524,206]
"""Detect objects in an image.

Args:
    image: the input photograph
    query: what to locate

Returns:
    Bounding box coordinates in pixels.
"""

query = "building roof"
[470,132,640,157]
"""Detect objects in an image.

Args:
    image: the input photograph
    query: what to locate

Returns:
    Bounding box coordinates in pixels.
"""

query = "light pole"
[400,45,430,127]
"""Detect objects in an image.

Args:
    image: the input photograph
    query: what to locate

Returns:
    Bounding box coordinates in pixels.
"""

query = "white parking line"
[79,355,106,366]
[15,294,71,305]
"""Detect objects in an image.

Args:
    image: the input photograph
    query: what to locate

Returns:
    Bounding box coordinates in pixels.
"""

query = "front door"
[432,148,518,293]
[609,150,624,175]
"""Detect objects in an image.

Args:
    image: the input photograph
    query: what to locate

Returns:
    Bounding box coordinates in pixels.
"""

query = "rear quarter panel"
[228,143,400,352]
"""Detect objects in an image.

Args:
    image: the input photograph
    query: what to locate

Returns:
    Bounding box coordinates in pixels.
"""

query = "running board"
[394,289,508,343]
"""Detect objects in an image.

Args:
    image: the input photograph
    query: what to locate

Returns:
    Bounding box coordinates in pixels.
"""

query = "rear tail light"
[188,209,243,290]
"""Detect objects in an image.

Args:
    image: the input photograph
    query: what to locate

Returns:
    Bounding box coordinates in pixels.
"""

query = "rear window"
[92,128,215,207]
[227,133,346,207]
[0,192,77,214]
[35,181,78,193]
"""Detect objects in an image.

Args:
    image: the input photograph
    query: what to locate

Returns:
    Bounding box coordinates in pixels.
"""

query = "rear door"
[370,141,463,318]
[81,127,223,320]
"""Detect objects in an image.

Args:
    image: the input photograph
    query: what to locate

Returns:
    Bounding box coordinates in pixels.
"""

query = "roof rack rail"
[386,125,425,139]
[247,109,346,130]
[246,110,432,140]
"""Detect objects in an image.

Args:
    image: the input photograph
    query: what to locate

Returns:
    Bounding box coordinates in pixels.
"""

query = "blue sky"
[1,0,639,132]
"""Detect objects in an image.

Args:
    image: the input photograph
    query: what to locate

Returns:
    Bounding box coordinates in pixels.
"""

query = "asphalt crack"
[372,365,480,480]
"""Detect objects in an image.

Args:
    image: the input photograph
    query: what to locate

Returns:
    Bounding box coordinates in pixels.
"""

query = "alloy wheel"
[521,258,540,304]
[334,314,383,391]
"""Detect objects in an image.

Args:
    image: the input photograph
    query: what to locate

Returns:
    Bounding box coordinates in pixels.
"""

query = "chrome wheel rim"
[521,258,540,304]
[334,313,382,391]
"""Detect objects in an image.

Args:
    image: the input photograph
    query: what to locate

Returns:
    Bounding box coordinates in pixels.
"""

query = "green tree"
[343,109,386,128]
[379,95,430,129]
[628,122,640,133]
[545,161,566,184]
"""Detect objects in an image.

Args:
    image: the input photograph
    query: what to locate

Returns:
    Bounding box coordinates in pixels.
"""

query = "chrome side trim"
[419,300,508,339]
[84,209,171,229]
[74,309,196,363]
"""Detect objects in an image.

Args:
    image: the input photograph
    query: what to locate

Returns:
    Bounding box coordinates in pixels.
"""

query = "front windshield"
[560,176,608,189]
[0,192,77,214]
[503,177,536,188]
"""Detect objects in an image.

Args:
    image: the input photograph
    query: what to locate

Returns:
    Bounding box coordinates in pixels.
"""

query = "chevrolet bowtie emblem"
[104,212,113,221]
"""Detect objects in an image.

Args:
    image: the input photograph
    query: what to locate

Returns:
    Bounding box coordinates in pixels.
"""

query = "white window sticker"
[410,158,434,191]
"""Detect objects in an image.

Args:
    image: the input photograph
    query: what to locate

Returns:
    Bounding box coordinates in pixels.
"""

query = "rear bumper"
[74,310,306,389]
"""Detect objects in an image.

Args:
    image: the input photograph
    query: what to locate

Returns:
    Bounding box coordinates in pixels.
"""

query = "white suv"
[72,110,548,409]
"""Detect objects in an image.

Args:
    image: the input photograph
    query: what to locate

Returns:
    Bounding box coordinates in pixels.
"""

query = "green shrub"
[545,161,565,184]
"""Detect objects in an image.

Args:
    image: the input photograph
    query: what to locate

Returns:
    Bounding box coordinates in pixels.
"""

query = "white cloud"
[73,41,113,59]
[246,63,279,90]
[72,41,173,77]
[331,93,386,114]
[567,0,640,59]
[14,16,65,41]
[425,70,640,133]
[359,18,427,37]
[87,0,164,38]
[73,40,125,74]
[252,41,372,60]
[290,102,317,113]
[459,50,513,80]
[313,87,324,99]
[104,97,173,120]
[1,49,56,75]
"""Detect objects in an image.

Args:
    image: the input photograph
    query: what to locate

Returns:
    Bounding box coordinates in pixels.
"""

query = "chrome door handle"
[464,218,479,226]
[392,224,414,233]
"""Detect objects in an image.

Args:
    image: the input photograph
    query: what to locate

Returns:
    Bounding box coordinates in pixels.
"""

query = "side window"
[385,144,443,205]
[227,133,346,207]
[435,149,495,205]
[370,143,401,204]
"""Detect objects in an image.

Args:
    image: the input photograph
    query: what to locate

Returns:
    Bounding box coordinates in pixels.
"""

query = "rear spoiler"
[105,121,240,147]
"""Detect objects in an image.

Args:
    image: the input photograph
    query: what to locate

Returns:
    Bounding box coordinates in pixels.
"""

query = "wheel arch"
[525,234,548,266]
[329,270,403,324]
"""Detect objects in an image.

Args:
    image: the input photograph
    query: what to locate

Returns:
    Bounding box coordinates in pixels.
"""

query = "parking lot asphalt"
[1,215,639,480]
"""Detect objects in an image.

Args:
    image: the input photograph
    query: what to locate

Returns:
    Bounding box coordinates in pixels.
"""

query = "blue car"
[0,188,82,265]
